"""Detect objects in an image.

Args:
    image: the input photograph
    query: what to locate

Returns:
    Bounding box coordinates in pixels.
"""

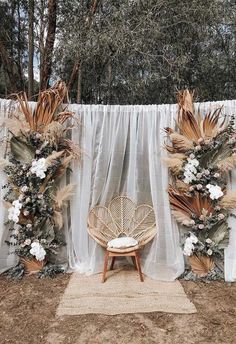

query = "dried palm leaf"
[220,190,236,209]
[16,81,73,132]
[0,158,11,170]
[4,116,30,135]
[171,210,191,224]
[54,184,75,208]
[168,186,213,217]
[188,254,215,277]
[178,89,194,114]
[217,154,236,172]
[53,210,64,229]
[176,90,225,142]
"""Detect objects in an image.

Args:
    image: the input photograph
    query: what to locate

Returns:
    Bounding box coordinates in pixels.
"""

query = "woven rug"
[56,268,197,316]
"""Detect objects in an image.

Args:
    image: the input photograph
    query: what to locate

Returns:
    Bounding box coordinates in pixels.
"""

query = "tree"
[40,0,57,90]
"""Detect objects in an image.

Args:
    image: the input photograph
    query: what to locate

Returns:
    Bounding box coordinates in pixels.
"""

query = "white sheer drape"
[0,99,235,281]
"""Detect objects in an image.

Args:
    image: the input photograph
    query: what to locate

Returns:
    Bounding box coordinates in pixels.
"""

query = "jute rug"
[56,268,197,316]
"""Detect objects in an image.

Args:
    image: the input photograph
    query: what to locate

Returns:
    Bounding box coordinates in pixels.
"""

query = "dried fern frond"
[53,210,63,229]
[45,151,64,166]
[171,210,191,224]
[217,154,236,172]
[220,190,236,209]
[54,184,75,208]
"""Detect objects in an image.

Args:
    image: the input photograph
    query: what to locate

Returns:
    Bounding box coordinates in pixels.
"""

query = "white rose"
[206,238,212,244]
[207,249,213,256]
[206,184,224,200]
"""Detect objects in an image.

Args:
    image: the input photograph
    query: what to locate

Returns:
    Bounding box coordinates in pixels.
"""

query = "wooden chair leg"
[110,257,116,270]
[135,251,144,282]
[102,250,109,283]
[131,256,137,269]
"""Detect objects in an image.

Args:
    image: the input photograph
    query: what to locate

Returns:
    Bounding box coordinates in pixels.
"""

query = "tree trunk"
[28,0,35,98]
[40,0,57,90]
[77,62,82,103]
[39,0,46,86]
[0,40,19,93]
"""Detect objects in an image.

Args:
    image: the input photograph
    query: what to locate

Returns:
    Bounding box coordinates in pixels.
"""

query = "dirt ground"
[0,274,235,344]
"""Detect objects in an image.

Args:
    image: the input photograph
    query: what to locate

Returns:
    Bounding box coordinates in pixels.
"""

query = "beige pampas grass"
[169,133,193,151]
[220,190,236,209]
[217,154,236,172]
[46,151,64,166]
[162,154,185,174]
[53,210,64,229]
[54,184,75,208]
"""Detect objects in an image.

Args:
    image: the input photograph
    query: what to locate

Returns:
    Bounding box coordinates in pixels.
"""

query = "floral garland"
[0,81,81,273]
[164,90,236,277]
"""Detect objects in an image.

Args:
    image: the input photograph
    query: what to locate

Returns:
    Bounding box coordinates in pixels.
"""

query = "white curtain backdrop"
[0,99,235,281]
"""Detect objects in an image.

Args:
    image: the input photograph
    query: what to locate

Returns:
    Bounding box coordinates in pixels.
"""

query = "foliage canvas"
[0,81,81,273]
[164,90,236,277]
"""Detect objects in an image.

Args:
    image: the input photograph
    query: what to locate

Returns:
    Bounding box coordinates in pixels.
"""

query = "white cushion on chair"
[107,237,138,249]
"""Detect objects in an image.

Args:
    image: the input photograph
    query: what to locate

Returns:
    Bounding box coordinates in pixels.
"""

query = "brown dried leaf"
[188,254,215,277]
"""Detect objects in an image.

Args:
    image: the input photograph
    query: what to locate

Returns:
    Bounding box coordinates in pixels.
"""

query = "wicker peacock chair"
[88,196,157,282]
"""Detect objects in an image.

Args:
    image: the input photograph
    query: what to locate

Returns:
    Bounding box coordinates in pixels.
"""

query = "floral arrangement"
[0,81,81,274]
[164,90,236,277]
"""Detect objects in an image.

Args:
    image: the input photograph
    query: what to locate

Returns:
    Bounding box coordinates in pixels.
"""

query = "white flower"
[204,169,210,176]
[189,154,195,159]
[183,233,198,256]
[189,233,198,244]
[206,238,212,244]
[35,150,41,155]
[21,186,29,193]
[23,210,29,216]
[18,194,24,201]
[196,184,203,190]
[8,200,23,223]
[206,184,224,200]
[30,158,47,179]
[195,145,201,151]
[25,197,31,204]
[26,224,32,229]
[207,249,213,256]
[24,239,31,245]
[214,173,220,178]
[30,242,46,261]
